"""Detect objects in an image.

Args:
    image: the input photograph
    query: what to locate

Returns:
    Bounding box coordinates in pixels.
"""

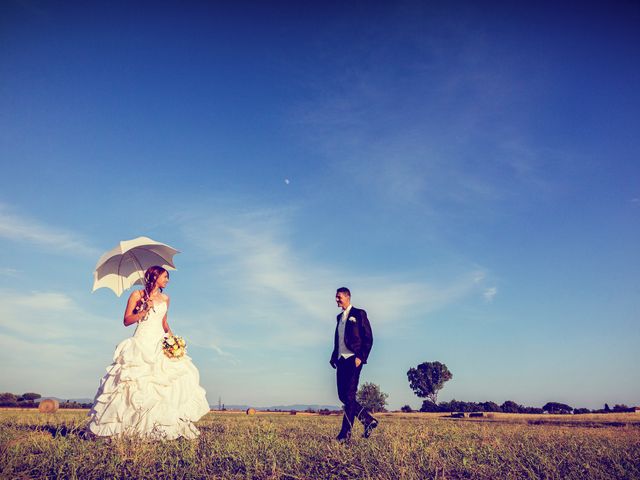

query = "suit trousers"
[336,355,375,435]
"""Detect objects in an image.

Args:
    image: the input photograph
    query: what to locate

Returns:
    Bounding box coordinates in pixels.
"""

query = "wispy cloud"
[0,288,125,396]
[289,18,562,214]
[0,330,103,397]
[178,204,488,350]
[10,291,74,310]
[483,287,498,303]
[170,311,239,364]
[0,289,117,342]
[0,267,19,277]
[0,203,99,257]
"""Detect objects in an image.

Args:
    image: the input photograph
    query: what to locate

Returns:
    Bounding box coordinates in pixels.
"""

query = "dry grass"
[1,410,639,479]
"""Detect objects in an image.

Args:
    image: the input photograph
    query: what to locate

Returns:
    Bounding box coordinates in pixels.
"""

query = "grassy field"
[1,410,639,479]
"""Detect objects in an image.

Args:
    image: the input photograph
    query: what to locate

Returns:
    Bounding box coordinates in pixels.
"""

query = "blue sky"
[1,1,638,410]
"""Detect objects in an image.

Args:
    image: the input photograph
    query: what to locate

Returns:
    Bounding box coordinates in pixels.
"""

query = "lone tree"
[357,382,388,413]
[500,400,522,413]
[19,393,41,402]
[407,361,452,404]
[542,402,573,414]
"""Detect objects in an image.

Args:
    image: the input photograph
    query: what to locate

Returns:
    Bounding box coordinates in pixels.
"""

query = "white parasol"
[92,236,179,297]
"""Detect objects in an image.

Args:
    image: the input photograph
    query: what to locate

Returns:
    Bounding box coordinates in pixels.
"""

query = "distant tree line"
[406,400,635,414]
[404,361,636,415]
[588,403,636,414]
[417,399,543,414]
[0,393,92,409]
[59,400,94,409]
[0,392,41,408]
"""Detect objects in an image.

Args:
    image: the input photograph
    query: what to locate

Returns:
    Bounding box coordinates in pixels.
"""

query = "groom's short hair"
[336,287,351,297]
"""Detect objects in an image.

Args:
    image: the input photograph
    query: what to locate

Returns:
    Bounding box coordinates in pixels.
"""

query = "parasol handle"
[127,252,155,313]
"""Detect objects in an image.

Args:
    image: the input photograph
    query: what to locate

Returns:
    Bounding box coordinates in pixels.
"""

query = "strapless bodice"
[133,300,167,343]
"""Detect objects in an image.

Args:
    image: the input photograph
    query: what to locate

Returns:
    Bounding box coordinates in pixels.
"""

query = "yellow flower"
[178,338,186,347]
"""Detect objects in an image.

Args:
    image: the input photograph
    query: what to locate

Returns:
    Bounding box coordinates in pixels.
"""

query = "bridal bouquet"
[162,335,186,359]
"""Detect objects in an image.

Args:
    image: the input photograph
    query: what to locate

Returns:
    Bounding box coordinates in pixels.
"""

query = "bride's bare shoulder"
[127,289,144,301]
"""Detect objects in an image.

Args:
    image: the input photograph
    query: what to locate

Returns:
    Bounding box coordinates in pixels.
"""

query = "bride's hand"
[136,297,154,322]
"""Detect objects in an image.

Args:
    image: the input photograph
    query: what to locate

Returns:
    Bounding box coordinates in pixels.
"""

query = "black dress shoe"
[363,419,378,438]
[335,432,351,442]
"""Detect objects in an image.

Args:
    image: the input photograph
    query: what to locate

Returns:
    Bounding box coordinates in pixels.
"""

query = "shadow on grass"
[9,423,86,438]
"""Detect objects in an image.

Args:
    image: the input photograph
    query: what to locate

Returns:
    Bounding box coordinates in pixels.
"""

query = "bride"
[87,266,209,439]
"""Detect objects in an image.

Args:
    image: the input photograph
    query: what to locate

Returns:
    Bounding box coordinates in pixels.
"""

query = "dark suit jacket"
[330,307,373,366]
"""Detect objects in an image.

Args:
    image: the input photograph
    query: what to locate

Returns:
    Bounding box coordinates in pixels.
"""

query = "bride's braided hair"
[143,265,168,298]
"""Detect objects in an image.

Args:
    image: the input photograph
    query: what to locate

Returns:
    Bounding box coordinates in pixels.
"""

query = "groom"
[330,287,378,441]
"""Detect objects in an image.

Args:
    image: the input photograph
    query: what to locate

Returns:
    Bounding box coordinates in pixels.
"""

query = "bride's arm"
[123,290,151,326]
[162,296,173,336]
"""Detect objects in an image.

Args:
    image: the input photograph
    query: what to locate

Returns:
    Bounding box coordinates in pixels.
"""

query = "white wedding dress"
[87,300,209,439]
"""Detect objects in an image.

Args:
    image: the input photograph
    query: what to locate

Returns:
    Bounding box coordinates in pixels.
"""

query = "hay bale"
[450,412,465,418]
[469,412,484,418]
[246,408,256,415]
[38,399,59,413]
[289,410,297,415]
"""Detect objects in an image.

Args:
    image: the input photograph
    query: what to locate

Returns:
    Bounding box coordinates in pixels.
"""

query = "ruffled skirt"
[87,335,209,440]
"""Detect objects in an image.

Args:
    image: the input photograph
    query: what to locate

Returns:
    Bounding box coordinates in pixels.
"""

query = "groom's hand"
[330,360,337,369]
[355,357,362,368]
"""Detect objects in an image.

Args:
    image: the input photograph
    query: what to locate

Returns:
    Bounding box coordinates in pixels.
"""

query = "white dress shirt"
[338,305,355,359]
